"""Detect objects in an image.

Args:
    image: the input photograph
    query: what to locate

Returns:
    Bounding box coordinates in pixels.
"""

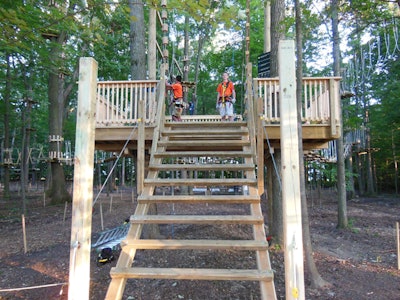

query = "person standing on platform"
[216,72,236,121]
[166,75,184,121]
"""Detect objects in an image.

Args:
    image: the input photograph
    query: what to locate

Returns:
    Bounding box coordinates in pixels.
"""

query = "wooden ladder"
[105,120,277,299]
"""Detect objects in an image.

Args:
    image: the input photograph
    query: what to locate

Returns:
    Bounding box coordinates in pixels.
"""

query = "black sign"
[257,52,270,78]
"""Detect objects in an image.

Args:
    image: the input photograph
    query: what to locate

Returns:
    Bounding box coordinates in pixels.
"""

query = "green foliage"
[1,0,400,194]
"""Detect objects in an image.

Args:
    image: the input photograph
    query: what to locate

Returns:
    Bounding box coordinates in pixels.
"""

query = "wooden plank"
[164,120,247,127]
[149,163,255,171]
[110,267,274,281]
[130,215,264,224]
[137,194,260,204]
[168,136,245,141]
[161,129,248,136]
[123,239,269,250]
[143,178,257,186]
[157,140,250,147]
[153,151,252,157]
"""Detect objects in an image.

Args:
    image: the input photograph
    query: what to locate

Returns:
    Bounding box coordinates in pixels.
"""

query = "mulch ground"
[0,187,399,299]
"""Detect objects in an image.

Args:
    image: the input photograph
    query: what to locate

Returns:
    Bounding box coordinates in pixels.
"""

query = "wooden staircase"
[105,120,277,299]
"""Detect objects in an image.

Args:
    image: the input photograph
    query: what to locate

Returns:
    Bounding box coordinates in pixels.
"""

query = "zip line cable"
[92,125,138,207]
[0,282,67,293]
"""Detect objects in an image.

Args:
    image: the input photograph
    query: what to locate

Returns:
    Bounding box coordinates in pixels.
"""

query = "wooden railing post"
[329,78,340,137]
[137,99,145,196]
[246,63,257,161]
[255,78,264,195]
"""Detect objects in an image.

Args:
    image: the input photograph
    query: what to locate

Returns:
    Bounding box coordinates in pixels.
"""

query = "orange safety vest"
[217,81,234,102]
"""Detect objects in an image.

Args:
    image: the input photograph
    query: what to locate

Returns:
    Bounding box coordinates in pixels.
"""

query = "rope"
[0,282,67,292]
[92,125,138,207]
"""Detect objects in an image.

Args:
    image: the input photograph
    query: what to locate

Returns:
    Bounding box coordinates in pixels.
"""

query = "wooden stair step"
[161,129,248,136]
[123,239,269,250]
[149,163,255,171]
[144,178,257,186]
[153,151,253,157]
[157,140,250,147]
[137,195,260,204]
[164,121,247,128]
[168,136,245,141]
[110,267,274,281]
[130,215,264,224]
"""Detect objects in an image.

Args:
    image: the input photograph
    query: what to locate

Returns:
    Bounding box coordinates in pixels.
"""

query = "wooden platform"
[94,116,338,153]
[105,120,277,300]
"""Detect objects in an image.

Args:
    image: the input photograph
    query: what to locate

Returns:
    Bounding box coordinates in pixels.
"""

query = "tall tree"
[129,0,146,79]
[268,0,285,245]
[296,0,331,290]
[331,0,348,228]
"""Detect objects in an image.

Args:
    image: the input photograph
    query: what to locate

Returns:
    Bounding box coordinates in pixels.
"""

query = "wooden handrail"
[253,77,341,127]
[95,77,341,134]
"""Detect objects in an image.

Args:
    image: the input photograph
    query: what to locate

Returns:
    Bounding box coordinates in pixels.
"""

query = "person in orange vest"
[166,75,185,121]
[216,72,236,121]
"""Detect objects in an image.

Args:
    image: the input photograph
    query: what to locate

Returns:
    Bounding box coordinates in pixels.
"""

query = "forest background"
[1,0,400,204]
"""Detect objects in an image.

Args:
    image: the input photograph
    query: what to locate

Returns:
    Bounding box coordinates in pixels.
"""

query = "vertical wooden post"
[22,214,28,254]
[256,86,264,195]
[68,57,98,300]
[137,99,145,196]
[397,222,399,270]
[279,40,305,300]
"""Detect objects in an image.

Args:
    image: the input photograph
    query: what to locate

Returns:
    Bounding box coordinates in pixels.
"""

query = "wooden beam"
[122,239,269,250]
[110,267,274,281]
[278,40,305,300]
[68,57,98,300]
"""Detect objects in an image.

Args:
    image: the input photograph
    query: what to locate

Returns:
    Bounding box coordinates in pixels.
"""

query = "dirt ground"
[0,186,399,300]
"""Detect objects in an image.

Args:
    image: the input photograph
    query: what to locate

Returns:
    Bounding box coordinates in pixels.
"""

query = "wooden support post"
[68,57,98,300]
[137,99,145,196]
[22,214,27,254]
[279,40,305,300]
[397,222,399,270]
[256,89,264,195]
[100,201,104,231]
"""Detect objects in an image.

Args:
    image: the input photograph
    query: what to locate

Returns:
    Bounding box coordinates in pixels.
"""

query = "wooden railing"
[96,80,159,127]
[253,77,341,134]
[95,77,341,135]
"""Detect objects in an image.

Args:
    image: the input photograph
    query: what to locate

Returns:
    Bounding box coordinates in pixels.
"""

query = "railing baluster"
[253,77,339,126]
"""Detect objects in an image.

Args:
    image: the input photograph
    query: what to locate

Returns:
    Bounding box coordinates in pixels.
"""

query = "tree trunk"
[332,0,348,228]
[346,155,355,199]
[46,32,71,205]
[129,2,159,238]
[129,0,146,79]
[269,152,283,245]
[270,0,285,76]
[2,53,11,200]
[355,144,364,195]
[296,0,331,289]
[20,71,34,215]
[268,0,285,245]
[365,111,375,194]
